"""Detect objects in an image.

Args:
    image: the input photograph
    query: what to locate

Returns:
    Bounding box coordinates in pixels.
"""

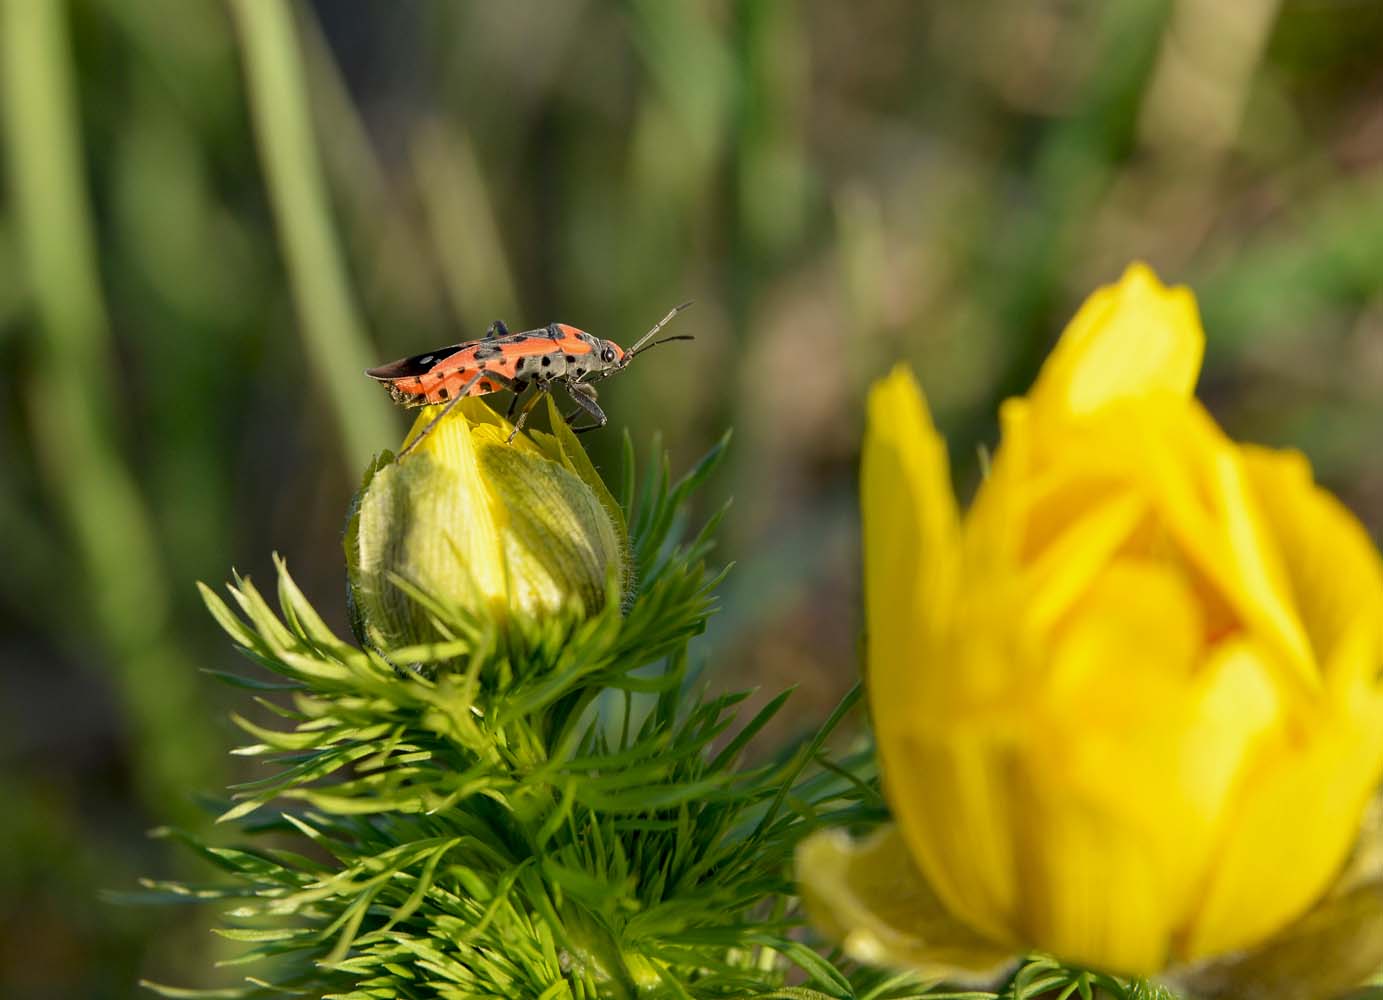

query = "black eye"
[601,347,616,363]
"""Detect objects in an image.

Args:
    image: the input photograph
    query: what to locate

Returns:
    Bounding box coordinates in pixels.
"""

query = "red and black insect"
[366,303,692,453]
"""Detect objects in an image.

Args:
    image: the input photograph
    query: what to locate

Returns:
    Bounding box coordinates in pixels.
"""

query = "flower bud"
[345,396,628,647]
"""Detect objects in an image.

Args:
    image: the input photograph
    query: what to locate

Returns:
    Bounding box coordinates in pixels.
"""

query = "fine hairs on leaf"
[140,437,1173,1000]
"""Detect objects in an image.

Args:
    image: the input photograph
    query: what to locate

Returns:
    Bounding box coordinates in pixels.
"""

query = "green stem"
[0,0,220,813]
[226,0,394,471]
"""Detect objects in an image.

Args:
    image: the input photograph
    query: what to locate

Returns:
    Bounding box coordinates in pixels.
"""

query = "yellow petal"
[1017,567,1283,975]
[861,364,959,643]
[862,365,961,726]
[1182,449,1383,960]
[882,728,1023,950]
[1028,263,1204,420]
[1169,800,1383,1000]
[965,397,1035,571]
[1169,866,1383,1000]
[1041,397,1317,694]
[1019,487,1147,636]
[1009,774,1174,974]
[1239,444,1383,693]
[1197,437,1316,690]
[863,367,1017,945]
[795,824,1015,981]
[1180,691,1383,961]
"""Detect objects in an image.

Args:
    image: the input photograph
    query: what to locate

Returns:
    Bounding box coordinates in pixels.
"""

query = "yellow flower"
[799,264,1383,989]
[345,396,628,647]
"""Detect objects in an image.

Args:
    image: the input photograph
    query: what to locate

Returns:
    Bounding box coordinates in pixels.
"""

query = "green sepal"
[342,447,394,648]
[795,823,1016,985]
[1168,800,1383,1000]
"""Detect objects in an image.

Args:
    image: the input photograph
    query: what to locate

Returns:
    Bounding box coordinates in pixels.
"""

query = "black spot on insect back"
[438,386,449,399]
[564,355,575,364]
[515,357,525,371]
[541,356,552,367]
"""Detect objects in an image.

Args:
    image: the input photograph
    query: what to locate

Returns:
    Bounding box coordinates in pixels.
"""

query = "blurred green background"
[3,0,1383,994]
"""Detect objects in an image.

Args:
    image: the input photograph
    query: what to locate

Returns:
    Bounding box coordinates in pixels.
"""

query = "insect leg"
[397,371,518,459]
[486,320,509,338]
[563,381,608,433]
[396,373,482,459]
[559,381,589,423]
[507,381,549,443]
[505,380,531,420]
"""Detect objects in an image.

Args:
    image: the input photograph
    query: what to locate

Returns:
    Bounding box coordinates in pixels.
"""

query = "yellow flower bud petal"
[474,427,622,615]
[346,398,627,647]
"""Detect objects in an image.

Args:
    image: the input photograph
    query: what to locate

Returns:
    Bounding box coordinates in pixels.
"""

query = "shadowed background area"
[2,0,1382,994]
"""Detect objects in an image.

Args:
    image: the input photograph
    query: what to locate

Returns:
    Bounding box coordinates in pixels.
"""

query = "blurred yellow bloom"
[346,397,627,647]
[800,264,1383,983]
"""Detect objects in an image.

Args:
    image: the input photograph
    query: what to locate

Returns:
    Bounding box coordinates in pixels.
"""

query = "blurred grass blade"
[227,0,394,470]
[0,0,219,811]
[733,0,809,265]
[411,120,520,334]
[0,217,23,331]
[299,8,445,332]
[978,0,1174,406]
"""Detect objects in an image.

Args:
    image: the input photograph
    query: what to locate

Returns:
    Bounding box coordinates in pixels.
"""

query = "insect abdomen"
[384,366,508,407]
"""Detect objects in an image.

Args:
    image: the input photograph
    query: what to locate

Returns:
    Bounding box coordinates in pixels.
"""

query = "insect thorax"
[515,331,610,383]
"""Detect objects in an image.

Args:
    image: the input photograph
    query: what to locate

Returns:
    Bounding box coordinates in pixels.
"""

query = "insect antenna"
[626,334,694,362]
[624,301,694,360]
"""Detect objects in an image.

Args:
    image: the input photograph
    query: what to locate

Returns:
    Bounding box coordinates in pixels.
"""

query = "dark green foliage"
[990,957,1177,1000]
[831,956,1177,1000]
[142,439,884,999]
